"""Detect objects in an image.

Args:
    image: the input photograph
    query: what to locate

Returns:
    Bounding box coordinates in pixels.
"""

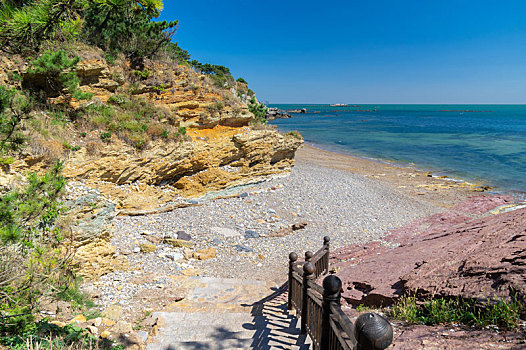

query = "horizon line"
[267,102,526,105]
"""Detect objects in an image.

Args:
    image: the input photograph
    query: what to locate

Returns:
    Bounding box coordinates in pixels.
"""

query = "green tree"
[83,0,178,68]
[0,87,31,152]
[248,96,267,122]
[165,42,191,63]
[0,162,69,333]
[0,87,71,334]
[23,50,91,100]
[0,0,87,53]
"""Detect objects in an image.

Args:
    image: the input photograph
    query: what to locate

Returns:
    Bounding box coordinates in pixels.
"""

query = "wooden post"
[321,274,342,349]
[301,261,315,334]
[323,236,330,273]
[288,252,298,310]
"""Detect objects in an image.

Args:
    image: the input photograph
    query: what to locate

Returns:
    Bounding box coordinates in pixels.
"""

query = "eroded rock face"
[60,189,127,279]
[332,196,525,306]
[62,127,302,205]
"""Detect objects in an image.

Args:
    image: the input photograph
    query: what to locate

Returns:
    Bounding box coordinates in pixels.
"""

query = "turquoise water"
[270,104,526,196]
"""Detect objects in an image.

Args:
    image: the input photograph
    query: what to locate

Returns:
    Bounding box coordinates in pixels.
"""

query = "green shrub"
[1,320,119,349]
[62,142,80,151]
[80,94,173,149]
[236,77,247,84]
[210,74,228,88]
[0,157,14,165]
[248,97,267,123]
[107,94,128,106]
[390,295,420,323]
[389,295,524,330]
[100,131,112,142]
[8,72,22,82]
[133,69,150,79]
[287,131,302,140]
[0,162,71,332]
[104,53,117,65]
[24,50,92,100]
[153,84,167,93]
[0,86,31,152]
[56,279,95,310]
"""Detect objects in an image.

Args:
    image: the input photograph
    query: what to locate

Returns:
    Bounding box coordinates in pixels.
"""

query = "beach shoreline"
[296,143,500,208]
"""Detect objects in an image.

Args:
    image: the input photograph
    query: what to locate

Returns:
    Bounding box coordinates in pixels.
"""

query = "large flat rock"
[331,195,526,305]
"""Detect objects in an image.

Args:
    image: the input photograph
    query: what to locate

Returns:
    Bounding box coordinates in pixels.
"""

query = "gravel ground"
[112,160,442,283]
[81,153,448,320]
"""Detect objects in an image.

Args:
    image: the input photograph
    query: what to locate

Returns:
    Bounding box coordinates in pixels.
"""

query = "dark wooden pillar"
[301,261,315,334]
[320,274,342,348]
[288,252,298,310]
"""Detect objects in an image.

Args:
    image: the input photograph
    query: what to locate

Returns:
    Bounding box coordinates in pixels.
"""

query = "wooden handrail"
[330,302,357,347]
[306,278,324,295]
[287,236,393,350]
[291,264,303,275]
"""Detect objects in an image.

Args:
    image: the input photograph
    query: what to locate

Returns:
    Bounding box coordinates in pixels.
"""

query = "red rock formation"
[331,196,525,306]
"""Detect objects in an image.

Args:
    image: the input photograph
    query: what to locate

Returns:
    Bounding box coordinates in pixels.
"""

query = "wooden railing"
[288,237,393,350]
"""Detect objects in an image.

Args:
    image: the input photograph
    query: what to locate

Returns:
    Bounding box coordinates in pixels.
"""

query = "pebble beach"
[81,144,490,321]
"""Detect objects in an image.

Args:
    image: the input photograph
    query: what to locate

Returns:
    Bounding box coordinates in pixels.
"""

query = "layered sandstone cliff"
[2,49,302,207]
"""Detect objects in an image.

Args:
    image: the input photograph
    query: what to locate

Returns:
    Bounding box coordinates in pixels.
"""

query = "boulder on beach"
[331,195,526,306]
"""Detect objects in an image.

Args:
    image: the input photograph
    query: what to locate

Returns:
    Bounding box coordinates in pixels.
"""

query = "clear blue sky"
[160,1,526,104]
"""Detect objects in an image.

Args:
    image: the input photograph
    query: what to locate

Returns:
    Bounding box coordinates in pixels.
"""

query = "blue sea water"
[269,104,526,196]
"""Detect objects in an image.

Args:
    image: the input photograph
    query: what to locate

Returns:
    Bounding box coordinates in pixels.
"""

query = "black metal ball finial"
[355,313,393,350]
[324,236,330,244]
[303,261,315,274]
[322,274,342,294]
[289,252,298,261]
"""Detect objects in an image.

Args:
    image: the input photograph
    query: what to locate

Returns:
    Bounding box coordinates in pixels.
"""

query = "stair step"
[147,277,309,349]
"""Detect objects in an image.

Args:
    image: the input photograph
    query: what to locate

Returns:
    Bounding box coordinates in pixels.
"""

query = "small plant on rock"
[100,131,112,142]
[287,131,302,140]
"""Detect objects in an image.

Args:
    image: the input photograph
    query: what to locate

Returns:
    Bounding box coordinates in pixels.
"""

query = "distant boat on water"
[330,103,349,106]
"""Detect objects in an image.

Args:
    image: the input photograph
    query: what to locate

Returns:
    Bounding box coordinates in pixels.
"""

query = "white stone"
[210,226,241,237]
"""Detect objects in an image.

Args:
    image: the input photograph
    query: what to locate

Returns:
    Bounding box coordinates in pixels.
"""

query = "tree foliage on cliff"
[0,87,30,152]
[0,0,178,66]
[82,0,178,67]
[0,0,85,53]
[23,50,92,100]
[248,97,267,122]
[0,84,72,338]
[0,93,71,332]
[0,162,71,335]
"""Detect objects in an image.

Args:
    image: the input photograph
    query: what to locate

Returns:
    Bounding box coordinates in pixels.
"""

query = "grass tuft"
[389,295,524,330]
